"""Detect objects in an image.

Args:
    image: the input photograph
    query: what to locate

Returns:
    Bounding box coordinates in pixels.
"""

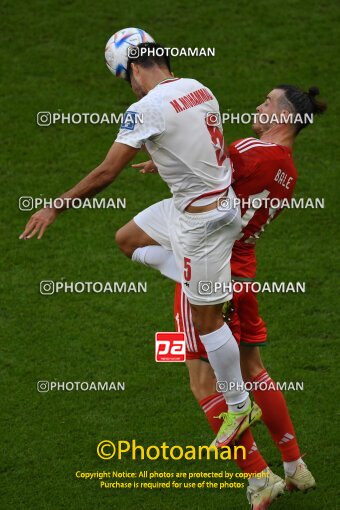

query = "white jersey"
[115,77,232,211]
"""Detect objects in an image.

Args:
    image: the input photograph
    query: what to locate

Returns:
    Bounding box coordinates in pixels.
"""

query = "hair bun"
[307,86,320,97]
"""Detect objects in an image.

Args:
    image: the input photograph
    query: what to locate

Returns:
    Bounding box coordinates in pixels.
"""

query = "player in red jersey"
[137,85,326,509]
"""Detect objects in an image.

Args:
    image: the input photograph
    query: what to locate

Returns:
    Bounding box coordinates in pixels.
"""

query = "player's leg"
[188,358,271,476]
[186,358,216,401]
[174,283,285,508]
[240,344,301,467]
[115,198,180,282]
[188,309,257,448]
[176,282,262,463]
[115,218,159,257]
[240,345,316,492]
[237,286,315,492]
[174,282,218,401]
[192,360,285,509]
[237,287,302,464]
[188,303,257,426]
[175,194,260,445]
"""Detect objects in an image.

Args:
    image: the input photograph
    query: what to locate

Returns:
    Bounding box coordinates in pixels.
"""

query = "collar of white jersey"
[156,77,181,87]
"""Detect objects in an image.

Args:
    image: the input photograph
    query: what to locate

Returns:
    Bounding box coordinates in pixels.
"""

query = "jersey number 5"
[183,257,192,281]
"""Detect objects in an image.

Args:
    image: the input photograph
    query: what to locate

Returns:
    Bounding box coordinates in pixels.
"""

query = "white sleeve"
[115,97,165,149]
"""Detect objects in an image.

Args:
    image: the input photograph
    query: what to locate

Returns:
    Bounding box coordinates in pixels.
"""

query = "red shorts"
[174,282,267,360]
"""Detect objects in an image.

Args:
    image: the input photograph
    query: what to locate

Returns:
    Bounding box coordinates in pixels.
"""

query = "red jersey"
[229,137,297,278]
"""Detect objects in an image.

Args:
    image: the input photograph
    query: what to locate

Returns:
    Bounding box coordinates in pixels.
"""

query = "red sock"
[251,370,301,462]
[199,393,267,473]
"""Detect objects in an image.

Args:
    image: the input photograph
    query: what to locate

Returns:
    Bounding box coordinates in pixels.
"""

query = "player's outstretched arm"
[19,142,139,240]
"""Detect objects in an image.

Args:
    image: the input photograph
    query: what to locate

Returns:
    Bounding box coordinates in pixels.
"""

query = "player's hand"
[131,160,158,174]
[19,207,59,240]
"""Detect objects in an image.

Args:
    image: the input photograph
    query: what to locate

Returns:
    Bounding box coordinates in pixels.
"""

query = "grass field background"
[2,0,340,508]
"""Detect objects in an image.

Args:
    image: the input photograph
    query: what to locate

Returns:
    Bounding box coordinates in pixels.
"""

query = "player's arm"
[19,142,138,240]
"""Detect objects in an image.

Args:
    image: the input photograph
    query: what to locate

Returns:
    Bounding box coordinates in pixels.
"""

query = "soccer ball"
[105,27,155,80]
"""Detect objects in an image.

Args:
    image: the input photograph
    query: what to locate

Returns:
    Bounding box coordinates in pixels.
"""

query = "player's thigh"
[115,219,159,256]
[115,198,173,256]
[234,284,267,347]
[186,359,216,401]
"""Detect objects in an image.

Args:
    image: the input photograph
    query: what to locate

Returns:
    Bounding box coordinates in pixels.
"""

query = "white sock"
[132,246,180,283]
[228,397,251,413]
[199,323,249,408]
[248,467,270,489]
[284,458,305,476]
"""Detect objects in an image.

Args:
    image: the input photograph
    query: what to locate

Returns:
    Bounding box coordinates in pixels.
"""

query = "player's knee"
[192,317,224,336]
[115,227,134,257]
[190,307,224,336]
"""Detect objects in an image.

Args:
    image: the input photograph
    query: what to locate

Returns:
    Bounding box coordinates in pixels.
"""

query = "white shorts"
[134,187,241,305]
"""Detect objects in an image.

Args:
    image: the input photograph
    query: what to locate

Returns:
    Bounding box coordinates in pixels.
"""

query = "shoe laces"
[216,412,234,427]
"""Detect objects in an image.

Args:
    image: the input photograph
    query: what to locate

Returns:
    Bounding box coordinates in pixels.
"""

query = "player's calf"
[186,359,216,402]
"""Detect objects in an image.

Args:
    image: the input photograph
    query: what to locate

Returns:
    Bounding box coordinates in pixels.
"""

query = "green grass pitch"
[2,0,340,508]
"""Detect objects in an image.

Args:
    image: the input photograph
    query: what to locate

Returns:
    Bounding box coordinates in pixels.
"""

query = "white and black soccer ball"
[105,27,155,80]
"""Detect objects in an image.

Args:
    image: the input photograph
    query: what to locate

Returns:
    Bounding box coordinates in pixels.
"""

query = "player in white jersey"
[20,43,260,443]
[116,78,230,212]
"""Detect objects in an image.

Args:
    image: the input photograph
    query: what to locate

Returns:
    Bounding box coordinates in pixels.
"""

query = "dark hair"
[276,84,327,133]
[126,42,171,83]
